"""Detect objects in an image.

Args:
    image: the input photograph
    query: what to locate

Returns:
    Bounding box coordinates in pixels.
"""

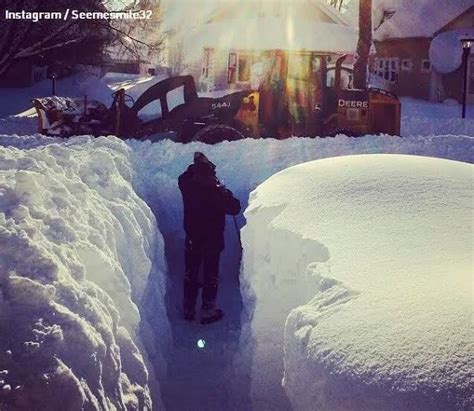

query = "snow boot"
[200,308,224,325]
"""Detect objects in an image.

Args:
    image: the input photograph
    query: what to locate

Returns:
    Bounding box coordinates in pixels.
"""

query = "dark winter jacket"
[178,162,241,250]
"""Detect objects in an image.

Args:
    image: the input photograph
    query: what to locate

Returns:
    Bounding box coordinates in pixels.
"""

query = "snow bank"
[0,72,114,118]
[242,154,473,410]
[0,72,170,137]
[125,133,471,408]
[0,132,471,409]
[401,98,474,137]
[0,116,38,137]
[0,136,168,409]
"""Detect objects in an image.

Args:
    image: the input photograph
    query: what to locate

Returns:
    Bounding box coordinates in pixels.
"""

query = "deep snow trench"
[127,135,473,410]
[0,134,472,410]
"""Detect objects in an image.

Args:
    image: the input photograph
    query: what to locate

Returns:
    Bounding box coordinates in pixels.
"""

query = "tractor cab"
[256,50,400,138]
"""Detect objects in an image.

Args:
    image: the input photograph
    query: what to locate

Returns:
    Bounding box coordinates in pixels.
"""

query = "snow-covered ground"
[401,97,474,137]
[0,73,165,137]
[0,73,473,139]
[0,72,473,410]
[126,134,472,409]
[0,137,169,409]
[243,154,472,410]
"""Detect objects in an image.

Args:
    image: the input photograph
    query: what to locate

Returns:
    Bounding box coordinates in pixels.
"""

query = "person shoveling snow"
[178,152,241,324]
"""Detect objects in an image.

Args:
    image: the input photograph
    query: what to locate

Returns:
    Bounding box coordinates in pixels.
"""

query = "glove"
[218,184,233,198]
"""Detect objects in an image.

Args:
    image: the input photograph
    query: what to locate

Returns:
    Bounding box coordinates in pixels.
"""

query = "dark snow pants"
[183,237,221,312]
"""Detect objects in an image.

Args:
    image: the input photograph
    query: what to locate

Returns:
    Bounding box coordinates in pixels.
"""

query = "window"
[228,53,237,84]
[312,56,321,73]
[238,54,252,82]
[401,59,413,71]
[31,65,47,84]
[201,48,214,79]
[137,100,162,122]
[374,57,399,85]
[326,55,336,65]
[167,86,185,111]
[421,59,432,73]
[228,52,262,84]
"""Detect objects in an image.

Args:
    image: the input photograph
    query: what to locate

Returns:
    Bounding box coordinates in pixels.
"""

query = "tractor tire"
[192,124,245,144]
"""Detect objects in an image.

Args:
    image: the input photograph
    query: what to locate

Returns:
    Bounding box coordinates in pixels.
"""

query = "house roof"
[190,16,358,54]
[161,0,218,34]
[163,0,351,33]
[373,0,474,41]
[204,0,350,26]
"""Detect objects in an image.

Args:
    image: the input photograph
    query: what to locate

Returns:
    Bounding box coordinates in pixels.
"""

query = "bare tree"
[112,0,165,64]
[0,0,164,78]
[0,0,113,77]
[353,0,372,89]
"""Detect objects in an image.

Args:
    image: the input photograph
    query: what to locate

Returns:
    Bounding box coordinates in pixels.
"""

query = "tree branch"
[14,21,77,58]
[108,25,153,47]
[15,38,83,59]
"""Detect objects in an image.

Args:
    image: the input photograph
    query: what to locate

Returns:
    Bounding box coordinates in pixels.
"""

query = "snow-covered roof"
[373,0,474,41]
[163,0,351,38]
[204,0,350,26]
[161,0,218,33]
[190,17,358,53]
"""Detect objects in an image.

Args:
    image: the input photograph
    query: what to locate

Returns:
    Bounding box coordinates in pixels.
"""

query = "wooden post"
[462,45,470,119]
[353,0,372,89]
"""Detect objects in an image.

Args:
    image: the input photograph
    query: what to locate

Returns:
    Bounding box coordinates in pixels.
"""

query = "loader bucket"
[32,99,54,135]
[31,97,109,137]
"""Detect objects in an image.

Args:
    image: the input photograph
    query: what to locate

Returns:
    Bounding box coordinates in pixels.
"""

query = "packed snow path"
[151,224,254,410]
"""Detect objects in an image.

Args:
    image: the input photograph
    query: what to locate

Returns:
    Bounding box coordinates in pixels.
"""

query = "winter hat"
[194,152,210,164]
[194,151,216,170]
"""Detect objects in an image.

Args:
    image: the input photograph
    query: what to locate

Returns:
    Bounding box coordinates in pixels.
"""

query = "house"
[165,0,358,92]
[371,0,474,103]
[0,59,48,88]
[105,42,154,75]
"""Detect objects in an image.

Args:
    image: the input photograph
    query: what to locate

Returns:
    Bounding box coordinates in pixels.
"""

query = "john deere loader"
[33,53,400,143]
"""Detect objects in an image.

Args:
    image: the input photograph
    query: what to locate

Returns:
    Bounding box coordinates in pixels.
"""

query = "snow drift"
[127,134,472,409]
[0,137,168,410]
[0,132,471,410]
[241,154,473,410]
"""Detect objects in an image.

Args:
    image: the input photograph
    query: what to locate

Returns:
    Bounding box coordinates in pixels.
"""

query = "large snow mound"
[242,154,473,410]
[126,133,472,240]
[0,137,168,409]
[400,98,474,137]
[127,133,473,410]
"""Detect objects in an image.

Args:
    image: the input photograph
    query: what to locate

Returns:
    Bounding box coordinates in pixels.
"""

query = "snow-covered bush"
[0,136,168,410]
[242,154,472,410]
